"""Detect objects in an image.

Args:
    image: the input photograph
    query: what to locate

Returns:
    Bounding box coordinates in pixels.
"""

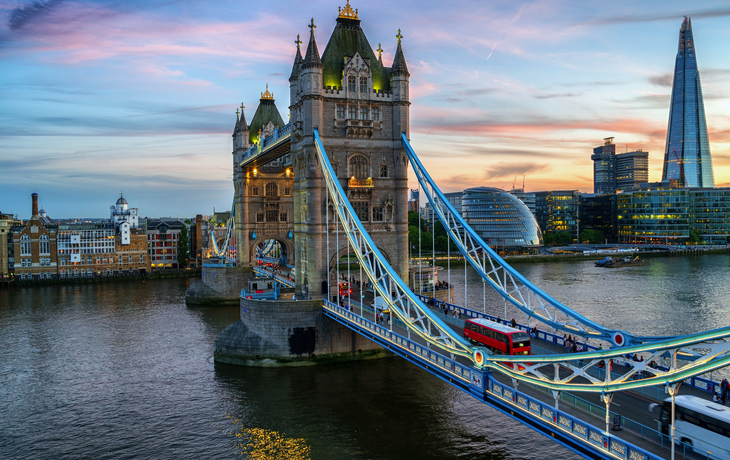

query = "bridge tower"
[289,3,410,298]
[233,89,294,268]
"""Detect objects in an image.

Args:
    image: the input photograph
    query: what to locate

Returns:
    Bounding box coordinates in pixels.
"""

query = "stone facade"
[287,14,410,299]
[214,297,387,366]
[11,193,58,282]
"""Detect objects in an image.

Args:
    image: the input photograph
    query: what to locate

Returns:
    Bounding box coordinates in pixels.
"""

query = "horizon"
[2,0,729,217]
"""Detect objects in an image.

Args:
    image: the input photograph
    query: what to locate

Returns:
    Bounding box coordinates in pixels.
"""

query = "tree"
[580,229,605,244]
[178,224,190,267]
[687,229,701,245]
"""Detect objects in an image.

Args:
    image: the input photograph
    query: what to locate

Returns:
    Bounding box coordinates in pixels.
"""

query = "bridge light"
[285,168,291,178]
[253,168,258,178]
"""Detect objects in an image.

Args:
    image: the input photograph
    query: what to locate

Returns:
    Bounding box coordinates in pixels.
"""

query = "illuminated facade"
[617,185,730,244]
[534,190,580,239]
[461,187,542,254]
[662,17,714,188]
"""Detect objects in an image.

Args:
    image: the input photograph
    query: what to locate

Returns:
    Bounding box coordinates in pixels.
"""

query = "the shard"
[661,17,714,188]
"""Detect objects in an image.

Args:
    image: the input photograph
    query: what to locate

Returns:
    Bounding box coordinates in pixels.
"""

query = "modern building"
[592,137,617,194]
[509,188,536,215]
[579,193,617,242]
[0,211,21,284]
[443,191,462,212]
[662,17,714,188]
[616,150,649,191]
[11,193,58,282]
[147,220,184,269]
[617,184,730,244]
[461,187,542,254]
[592,137,648,194]
[408,189,419,212]
[534,190,580,239]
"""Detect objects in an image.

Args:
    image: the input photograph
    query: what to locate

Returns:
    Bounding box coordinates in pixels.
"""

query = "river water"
[1,254,729,459]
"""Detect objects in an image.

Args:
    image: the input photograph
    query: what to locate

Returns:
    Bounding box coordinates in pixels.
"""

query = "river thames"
[2,254,729,459]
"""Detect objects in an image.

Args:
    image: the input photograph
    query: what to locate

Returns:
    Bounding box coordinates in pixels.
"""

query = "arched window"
[359,77,367,93]
[348,76,356,92]
[265,182,277,197]
[20,234,31,255]
[349,154,369,179]
[39,235,50,255]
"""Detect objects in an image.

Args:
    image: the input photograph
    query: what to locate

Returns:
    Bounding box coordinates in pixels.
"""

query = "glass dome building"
[461,187,543,254]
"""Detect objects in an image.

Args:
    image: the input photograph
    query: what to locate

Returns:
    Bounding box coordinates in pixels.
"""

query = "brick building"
[147,220,183,269]
[11,193,58,282]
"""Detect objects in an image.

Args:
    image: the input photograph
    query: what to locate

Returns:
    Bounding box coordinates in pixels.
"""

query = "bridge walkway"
[335,300,692,459]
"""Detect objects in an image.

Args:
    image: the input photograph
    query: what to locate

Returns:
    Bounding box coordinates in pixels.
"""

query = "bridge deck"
[326,296,713,459]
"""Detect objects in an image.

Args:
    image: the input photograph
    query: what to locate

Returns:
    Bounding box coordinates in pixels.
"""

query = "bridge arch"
[250,235,293,267]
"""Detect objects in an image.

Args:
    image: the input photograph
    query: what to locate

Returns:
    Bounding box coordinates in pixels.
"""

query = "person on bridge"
[510,318,517,328]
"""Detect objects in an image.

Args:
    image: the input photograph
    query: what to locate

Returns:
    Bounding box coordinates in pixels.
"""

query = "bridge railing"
[324,300,677,460]
[418,294,722,396]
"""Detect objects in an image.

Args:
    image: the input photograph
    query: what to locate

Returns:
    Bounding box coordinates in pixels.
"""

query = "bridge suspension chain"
[313,129,476,360]
[402,133,671,347]
[487,325,730,392]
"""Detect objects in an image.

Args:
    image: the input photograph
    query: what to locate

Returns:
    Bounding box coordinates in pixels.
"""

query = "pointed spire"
[391,30,409,77]
[302,18,322,68]
[376,43,383,66]
[290,34,304,81]
[234,103,247,135]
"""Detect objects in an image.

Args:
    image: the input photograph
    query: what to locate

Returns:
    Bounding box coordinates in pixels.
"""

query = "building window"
[284,187,291,196]
[256,213,264,223]
[379,164,388,178]
[337,105,345,119]
[360,107,368,120]
[265,209,278,222]
[360,77,367,93]
[348,76,356,92]
[20,235,31,256]
[39,235,50,255]
[280,213,288,222]
[348,106,356,119]
[252,187,259,196]
[349,154,369,179]
[353,202,369,222]
[373,207,383,221]
[265,182,277,197]
[372,107,380,121]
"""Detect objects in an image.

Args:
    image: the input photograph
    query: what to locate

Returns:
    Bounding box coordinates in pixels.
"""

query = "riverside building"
[11,193,58,281]
[662,17,714,188]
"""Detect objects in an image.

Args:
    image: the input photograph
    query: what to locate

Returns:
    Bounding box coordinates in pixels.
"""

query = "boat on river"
[595,255,644,267]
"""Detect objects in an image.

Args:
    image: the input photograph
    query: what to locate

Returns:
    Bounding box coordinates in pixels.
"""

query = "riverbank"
[1,268,200,289]
[419,246,730,267]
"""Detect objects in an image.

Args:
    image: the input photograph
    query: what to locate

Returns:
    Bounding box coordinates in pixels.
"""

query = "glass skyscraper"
[662,17,714,188]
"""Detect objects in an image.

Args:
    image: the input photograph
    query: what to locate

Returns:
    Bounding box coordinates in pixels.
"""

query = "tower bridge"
[211,6,730,459]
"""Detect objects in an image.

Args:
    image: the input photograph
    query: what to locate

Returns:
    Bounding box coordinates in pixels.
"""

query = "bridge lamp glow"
[285,168,291,178]
[253,168,258,178]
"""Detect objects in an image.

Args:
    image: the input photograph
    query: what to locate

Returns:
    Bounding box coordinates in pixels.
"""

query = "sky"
[1,0,729,218]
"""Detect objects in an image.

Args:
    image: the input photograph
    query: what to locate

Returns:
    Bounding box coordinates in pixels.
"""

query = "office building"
[147,220,184,269]
[592,137,648,194]
[534,190,580,239]
[461,187,542,254]
[662,17,714,188]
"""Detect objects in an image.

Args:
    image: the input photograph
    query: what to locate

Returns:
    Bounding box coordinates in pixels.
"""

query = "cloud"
[8,0,64,30]
[581,6,730,25]
[648,74,672,87]
[533,92,582,99]
[484,162,551,180]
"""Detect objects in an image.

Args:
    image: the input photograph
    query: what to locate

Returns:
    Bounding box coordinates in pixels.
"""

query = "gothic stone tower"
[289,2,410,298]
[233,88,294,267]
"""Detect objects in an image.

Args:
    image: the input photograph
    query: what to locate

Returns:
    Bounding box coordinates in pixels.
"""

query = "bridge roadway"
[336,286,715,459]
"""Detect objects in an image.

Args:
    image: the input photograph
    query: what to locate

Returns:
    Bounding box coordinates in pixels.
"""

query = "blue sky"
[1,0,729,218]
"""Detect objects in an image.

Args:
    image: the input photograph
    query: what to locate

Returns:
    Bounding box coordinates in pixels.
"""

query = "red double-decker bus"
[338,282,351,297]
[463,318,531,356]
